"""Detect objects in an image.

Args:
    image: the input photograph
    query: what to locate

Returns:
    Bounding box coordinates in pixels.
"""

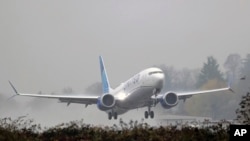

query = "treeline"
[0,117,229,141]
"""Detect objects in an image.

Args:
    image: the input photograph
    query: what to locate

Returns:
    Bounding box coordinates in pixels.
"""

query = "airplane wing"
[9,81,99,105]
[177,86,232,97]
[176,86,233,101]
[155,85,233,101]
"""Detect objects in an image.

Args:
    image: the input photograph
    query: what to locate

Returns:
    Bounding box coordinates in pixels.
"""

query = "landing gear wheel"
[150,111,154,119]
[108,112,112,120]
[144,111,149,119]
[114,112,118,120]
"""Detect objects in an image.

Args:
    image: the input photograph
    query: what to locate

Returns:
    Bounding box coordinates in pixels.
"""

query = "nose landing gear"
[144,88,159,119]
[153,88,160,107]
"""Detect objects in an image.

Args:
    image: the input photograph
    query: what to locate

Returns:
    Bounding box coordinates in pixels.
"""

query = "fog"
[0,0,250,127]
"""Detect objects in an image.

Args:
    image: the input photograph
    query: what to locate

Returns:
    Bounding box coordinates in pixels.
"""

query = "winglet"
[228,86,234,93]
[7,95,16,101]
[9,81,19,95]
[227,80,234,93]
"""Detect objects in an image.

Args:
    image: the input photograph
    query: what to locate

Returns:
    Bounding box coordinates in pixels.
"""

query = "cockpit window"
[148,71,163,75]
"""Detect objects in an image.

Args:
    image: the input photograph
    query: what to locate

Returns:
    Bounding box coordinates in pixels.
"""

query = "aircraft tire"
[144,111,148,119]
[108,112,112,120]
[114,112,118,120]
[150,111,154,119]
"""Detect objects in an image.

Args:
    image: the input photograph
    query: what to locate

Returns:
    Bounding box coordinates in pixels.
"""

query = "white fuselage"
[108,67,164,115]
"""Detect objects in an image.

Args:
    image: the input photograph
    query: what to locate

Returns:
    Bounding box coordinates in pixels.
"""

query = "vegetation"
[235,54,250,124]
[196,56,224,88]
[236,92,250,125]
[0,117,229,141]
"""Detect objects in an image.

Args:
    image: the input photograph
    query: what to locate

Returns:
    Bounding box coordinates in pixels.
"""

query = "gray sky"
[0,0,250,126]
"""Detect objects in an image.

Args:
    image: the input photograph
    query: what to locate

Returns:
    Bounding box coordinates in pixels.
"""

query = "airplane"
[9,56,233,120]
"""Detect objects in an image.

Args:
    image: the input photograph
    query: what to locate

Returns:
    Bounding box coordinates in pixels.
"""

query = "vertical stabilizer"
[99,56,110,94]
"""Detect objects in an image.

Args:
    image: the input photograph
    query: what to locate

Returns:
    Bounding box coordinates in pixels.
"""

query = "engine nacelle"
[160,92,179,109]
[97,94,115,111]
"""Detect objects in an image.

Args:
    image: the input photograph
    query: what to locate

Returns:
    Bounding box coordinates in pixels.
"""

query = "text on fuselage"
[125,74,140,89]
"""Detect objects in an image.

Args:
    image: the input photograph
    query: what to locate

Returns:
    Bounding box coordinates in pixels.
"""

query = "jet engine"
[97,94,115,111]
[160,92,179,109]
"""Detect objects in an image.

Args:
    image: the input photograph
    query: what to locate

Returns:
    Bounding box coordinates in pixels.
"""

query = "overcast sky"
[0,0,250,126]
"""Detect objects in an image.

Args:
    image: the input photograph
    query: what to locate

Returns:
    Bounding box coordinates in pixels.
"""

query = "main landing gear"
[144,106,154,119]
[108,111,118,120]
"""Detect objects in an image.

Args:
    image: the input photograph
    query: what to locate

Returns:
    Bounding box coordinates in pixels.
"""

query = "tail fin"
[99,56,111,94]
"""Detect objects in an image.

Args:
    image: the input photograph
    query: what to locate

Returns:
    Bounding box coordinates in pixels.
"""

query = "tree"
[224,54,242,84]
[236,92,250,125]
[237,54,250,96]
[230,54,250,123]
[196,56,224,88]
[241,54,250,76]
